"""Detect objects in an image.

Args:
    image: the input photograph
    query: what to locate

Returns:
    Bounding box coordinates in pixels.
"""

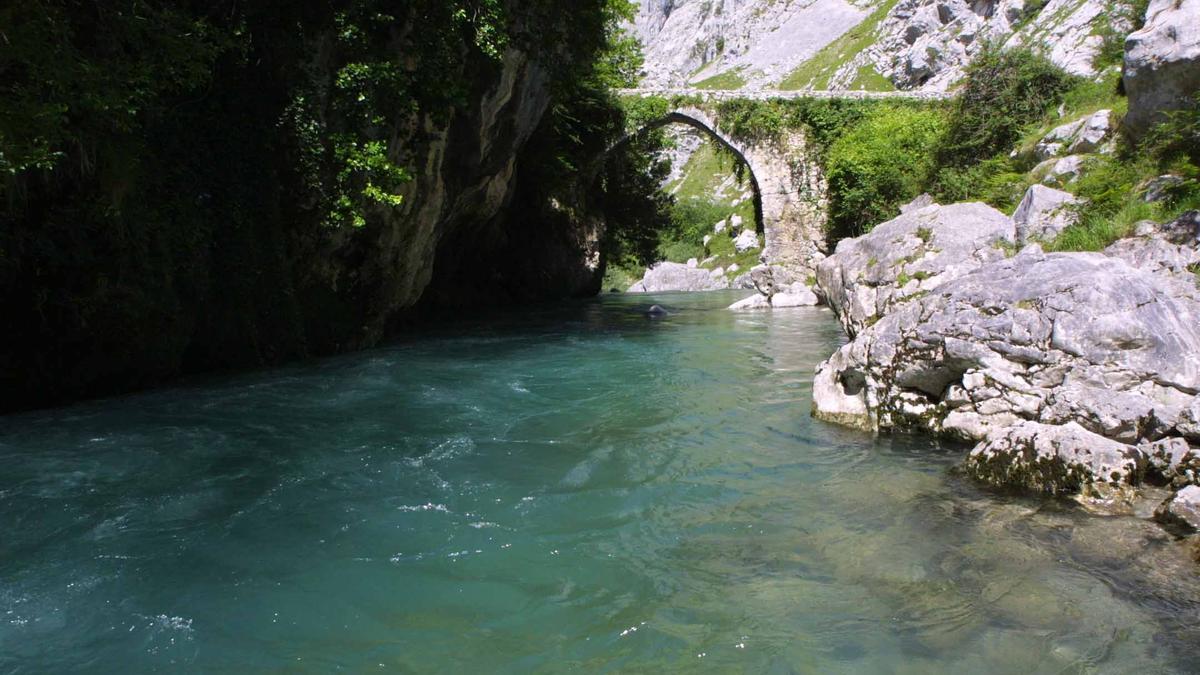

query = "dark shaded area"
[0,0,663,412]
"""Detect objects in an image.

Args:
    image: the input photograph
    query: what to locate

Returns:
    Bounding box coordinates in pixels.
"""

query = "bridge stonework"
[607,89,951,277]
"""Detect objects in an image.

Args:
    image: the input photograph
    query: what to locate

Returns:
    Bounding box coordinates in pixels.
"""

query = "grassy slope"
[777,0,898,91]
[693,68,748,90]
[603,139,763,290]
[976,70,1197,252]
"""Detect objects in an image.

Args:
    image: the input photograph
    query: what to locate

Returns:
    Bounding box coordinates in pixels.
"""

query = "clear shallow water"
[2,291,1199,674]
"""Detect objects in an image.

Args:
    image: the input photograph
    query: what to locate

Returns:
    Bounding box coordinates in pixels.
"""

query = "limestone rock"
[816,202,1015,336]
[1123,0,1200,138]
[899,193,936,214]
[1179,397,1200,442]
[1141,175,1187,203]
[632,0,875,89]
[847,0,1129,92]
[812,247,1200,468]
[729,282,819,310]
[1035,118,1086,161]
[633,0,1134,92]
[1068,110,1113,154]
[1037,155,1086,185]
[1142,437,1200,486]
[963,421,1145,496]
[1155,485,1200,532]
[771,283,821,308]
[1034,110,1113,160]
[734,229,761,253]
[1012,185,1080,243]
[729,293,772,310]
[731,272,755,290]
[1104,212,1200,300]
[628,262,730,293]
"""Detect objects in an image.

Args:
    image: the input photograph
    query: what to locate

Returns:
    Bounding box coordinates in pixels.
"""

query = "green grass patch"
[692,67,748,91]
[667,142,742,201]
[601,259,645,292]
[847,63,897,92]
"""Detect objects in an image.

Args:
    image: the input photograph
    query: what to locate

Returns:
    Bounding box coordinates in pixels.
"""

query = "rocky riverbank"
[811,195,1200,536]
[805,0,1200,548]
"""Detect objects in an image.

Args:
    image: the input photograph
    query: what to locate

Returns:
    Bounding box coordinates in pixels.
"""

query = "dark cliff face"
[311,48,603,345]
[0,3,611,412]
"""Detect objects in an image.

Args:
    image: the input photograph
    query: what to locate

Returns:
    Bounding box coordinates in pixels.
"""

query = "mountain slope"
[633,0,1137,91]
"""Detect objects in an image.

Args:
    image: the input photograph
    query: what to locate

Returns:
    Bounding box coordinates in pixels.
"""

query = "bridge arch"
[600,108,766,236]
[592,102,830,276]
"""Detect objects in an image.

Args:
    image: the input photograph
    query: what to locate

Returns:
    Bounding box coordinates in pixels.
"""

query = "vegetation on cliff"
[701,45,1198,243]
[0,0,665,410]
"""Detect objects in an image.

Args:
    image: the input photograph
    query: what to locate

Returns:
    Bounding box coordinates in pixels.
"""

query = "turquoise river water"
[2,291,1199,673]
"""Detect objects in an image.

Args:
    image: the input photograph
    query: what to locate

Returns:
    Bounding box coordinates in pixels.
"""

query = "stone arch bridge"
[598,88,952,276]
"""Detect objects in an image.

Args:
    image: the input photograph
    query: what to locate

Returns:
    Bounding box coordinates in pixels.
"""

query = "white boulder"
[734,229,760,253]
[1012,184,1080,243]
[628,262,730,293]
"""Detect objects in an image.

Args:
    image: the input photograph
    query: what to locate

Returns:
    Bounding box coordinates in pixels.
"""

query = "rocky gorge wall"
[0,2,615,412]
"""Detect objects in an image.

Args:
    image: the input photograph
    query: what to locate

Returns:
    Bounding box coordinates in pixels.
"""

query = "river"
[1,291,1197,673]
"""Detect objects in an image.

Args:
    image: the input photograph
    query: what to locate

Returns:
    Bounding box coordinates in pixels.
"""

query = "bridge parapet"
[614,88,953,102]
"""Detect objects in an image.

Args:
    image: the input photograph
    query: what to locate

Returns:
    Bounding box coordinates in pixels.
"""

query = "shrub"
[936,46,1077,170]
[826,105,947,234]
[667,198,730,245]
[1146,93,1200,169]
[932,157,1030,211]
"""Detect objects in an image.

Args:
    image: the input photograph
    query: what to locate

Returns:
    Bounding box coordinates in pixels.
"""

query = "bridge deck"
[615,88,952,102]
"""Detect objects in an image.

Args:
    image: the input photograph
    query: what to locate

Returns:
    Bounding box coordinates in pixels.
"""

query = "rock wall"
[831,0,1134,91]
[0,10,608,412]
[323,49,603,334]
[1123,0,1200,138]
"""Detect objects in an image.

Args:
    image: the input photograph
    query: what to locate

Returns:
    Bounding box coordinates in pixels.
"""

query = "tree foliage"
[0,0,639,410]
[827,106,946,235]
[936,45,1077,169]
